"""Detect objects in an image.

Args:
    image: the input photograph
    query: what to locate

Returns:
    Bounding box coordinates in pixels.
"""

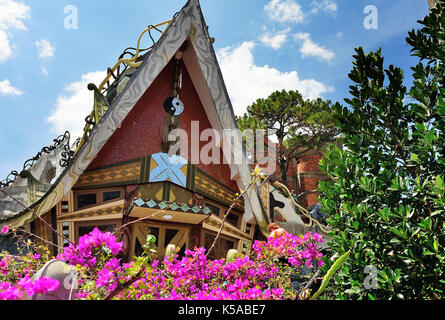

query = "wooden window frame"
[245,223,256,237]
[224,210,242,229]
[205,199,243,229]
[204,200,223,218]
[56,191,74,216]
[74,187,124,211]
[130,222,190,259]
[74,219,122,241]
[201,230,239,260]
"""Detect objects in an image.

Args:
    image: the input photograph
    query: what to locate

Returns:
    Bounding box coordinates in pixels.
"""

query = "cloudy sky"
[0,0,430,180]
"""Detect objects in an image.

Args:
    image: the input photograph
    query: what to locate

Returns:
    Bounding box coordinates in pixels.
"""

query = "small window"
[134,238,144,257]
[62,222,70,247]
[225,211,239,228]
[242,241,250,255]
[246,223,252,235]
[204,232,236,260]
[219,238,235,260]
[164,229,179,248]
[204,232,219,259]
[147,227,160,247]
[77,193,97,209]
[78,224,115,237]
[61,201,70,213]
[103,190,121,202]
[74,188,123,210]
[205,203,221,216]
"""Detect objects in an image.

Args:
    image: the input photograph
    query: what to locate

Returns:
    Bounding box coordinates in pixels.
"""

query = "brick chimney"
[295,149,327,208]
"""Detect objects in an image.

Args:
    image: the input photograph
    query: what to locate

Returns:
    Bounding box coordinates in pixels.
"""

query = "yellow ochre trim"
[98,20,173,92]
[75,19,173,155]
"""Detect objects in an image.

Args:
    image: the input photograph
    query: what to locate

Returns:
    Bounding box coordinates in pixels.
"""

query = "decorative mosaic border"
[132,197,212,215]
[58,203,124,221]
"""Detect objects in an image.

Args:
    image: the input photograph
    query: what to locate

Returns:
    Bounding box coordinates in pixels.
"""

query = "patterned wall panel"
[74,153,243,211]
[75,158,141,189]
[58,203,124,221]
[194,168,244,211]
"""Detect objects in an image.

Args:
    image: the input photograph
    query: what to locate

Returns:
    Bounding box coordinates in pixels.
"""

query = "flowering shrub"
[0,227,324,300]
[117,232,323,300]
[0,245,59,300]
[60,227,123,268]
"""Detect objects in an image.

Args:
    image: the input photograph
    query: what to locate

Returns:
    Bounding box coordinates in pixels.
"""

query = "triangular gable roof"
[1,0,270,235]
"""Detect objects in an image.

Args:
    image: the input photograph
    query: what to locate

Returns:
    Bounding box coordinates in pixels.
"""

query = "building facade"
[0,0,329,260]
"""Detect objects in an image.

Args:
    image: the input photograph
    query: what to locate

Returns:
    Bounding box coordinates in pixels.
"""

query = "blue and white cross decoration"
[149,153,188,187]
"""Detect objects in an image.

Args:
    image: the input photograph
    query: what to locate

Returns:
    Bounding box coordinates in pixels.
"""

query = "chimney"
[295,149,327,208]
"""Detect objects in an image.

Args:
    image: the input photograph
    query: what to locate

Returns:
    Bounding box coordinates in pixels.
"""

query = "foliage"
[237,90,338,186]
[309,250,350,300]
[318,5,445,300]
[0,244,59,300]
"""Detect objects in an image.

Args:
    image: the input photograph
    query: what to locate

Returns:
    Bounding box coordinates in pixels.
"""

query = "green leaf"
[436,175,444,189]
[378,270,390,283]
[310,251,351,300]
[353,221,360,230]
[433,239,439,252]
[390,227,406,239]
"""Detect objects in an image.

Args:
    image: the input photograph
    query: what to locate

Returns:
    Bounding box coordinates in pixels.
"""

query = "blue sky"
[0,0,430,180]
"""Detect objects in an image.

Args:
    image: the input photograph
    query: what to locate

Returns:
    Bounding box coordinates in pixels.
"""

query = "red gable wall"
[87,59,238,192]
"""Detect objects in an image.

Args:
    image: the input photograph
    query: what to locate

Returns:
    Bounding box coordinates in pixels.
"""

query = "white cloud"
[35,39,55,59]
[0,30,12,62]
[310,0,338,14]
[0,0,30,30]
[47,71,107,139]
[260,28,290,49]
[294,32,335,62]
[217,41,333,116]
[0,79,23,96]
[0,0,30,63]
[264,0,305,24]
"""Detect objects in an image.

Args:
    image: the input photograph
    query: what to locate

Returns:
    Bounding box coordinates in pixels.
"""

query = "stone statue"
[22,259,77,300]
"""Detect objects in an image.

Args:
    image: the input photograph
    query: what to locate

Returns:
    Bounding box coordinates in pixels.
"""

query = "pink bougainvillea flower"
[1,225,9,234]
[17,276,60,297]
[0,282,22,300]
[2,227,322,301]
[96,268,114,288]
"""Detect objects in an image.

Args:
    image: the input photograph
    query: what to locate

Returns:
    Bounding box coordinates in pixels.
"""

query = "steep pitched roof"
[0,0,270,235]
[0,133,73,220]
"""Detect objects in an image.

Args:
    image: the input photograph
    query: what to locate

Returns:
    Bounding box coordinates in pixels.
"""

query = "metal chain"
[171,58,183,98]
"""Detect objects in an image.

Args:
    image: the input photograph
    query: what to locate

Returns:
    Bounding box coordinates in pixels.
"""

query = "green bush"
[318,5,445,300]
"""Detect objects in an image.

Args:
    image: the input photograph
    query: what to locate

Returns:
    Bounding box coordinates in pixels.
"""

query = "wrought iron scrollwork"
[0,171,19,189]
[0,131,74,189]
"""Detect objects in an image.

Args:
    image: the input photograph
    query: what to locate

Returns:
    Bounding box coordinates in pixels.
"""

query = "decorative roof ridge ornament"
[75,20,173,155]
[0,131,73,189]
